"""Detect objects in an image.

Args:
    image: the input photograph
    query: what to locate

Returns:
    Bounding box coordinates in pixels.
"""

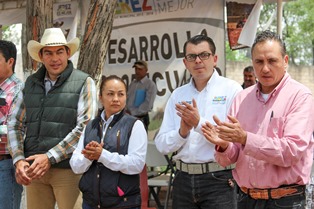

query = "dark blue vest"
[79,111,141,208]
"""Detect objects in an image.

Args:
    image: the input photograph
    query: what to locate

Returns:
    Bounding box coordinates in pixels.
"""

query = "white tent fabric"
[238,0,263,47]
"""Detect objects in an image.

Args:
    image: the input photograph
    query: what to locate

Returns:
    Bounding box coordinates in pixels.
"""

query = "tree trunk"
[24,0,54,73]
[312,39,314,66]
[78,0,117,84]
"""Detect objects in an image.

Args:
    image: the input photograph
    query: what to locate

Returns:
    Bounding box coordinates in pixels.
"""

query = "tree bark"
[24,0,54,72]
[78,0,117,84]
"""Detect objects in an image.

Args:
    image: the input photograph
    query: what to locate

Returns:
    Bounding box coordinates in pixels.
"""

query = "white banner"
[53,2,79,41]
[53,1,79,63]
[104,0,225,114]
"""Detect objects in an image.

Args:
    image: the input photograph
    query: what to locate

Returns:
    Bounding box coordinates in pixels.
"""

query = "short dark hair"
[0,40,17,72]
[39,45,70,56]
[243,66,254,73]
[251,30,286,57]
[183,34,216,56]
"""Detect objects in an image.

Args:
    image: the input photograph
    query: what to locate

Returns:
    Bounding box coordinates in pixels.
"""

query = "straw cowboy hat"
[27,27,80,62]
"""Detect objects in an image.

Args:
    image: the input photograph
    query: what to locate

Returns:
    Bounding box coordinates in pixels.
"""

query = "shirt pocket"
[207,105,227,123]
[267,117,285,138]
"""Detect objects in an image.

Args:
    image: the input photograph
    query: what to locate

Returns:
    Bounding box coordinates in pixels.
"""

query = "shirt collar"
[44,72,60,85]
[0,73,18,93]
[256,72,290,102]
[189,70,219,92]
[135,75,148,83]
[100,110,122,124]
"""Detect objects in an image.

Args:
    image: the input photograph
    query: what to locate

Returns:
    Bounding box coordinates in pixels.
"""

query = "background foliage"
[226,0,314,66]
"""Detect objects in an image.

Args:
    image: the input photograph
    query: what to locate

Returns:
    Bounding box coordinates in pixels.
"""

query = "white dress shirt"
[155,71,242,163]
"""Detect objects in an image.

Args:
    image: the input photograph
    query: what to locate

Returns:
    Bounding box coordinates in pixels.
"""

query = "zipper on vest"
[97,164,101,208]
[117,130,120,152]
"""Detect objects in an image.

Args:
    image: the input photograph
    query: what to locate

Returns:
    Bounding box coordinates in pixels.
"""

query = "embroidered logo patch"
[212,96,226,104]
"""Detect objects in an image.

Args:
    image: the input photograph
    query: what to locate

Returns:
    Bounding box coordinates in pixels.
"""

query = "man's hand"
[82,141,104,161]
[202,121,229,151]
[178,119,193,138]
[175,99,201,138]
[175,99,200,128]
[14,159,31,185]
[25,154,51,180]
[213,115,247,145]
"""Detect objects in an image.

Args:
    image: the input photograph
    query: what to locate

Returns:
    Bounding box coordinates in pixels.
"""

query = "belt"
[176,160,235,174]
[240,184,305,200]
[0,154,12,161]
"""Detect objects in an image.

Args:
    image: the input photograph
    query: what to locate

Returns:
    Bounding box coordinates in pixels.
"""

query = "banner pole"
[277,0,283,38]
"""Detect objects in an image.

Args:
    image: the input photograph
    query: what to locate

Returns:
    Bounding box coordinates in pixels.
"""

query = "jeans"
[0,159,23,209]
[82,200,140,209]
[238,188,305,209]
[172,169,236,209]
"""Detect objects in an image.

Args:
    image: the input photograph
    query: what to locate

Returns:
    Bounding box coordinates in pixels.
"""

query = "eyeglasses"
[185,52,212,62]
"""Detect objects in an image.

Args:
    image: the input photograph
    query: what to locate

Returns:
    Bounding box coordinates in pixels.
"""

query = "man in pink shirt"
[202,30,314,209]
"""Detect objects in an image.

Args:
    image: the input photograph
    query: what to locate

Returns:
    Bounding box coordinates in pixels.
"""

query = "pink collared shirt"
[215,73,314,189]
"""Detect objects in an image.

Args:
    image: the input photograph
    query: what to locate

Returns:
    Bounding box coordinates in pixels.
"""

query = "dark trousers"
[237,188,305,209]
[172,169,237,209]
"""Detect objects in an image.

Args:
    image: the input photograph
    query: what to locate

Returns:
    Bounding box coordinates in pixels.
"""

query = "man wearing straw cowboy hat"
[7,28,97,209]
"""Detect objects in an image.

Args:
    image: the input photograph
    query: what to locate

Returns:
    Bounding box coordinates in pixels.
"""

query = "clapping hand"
[82,141,104,161]
[175,99,200,137]
[213,115,247,145]
[202,120,229,150]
